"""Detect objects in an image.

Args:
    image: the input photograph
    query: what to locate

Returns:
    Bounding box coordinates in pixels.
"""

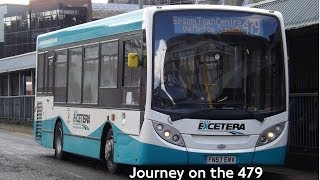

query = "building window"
[0,76,8,96]
[54,50,68,102]
[100,41,118,88]
[68,47,82,103]
[83,45,99,104]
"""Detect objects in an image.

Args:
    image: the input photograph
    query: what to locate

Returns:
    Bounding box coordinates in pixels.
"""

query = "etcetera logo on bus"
[72,110,91,130]
[198,120,245,131]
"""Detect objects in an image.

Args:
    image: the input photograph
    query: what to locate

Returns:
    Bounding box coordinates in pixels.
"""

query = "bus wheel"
[104,129,118,174]
[54,121,64,160]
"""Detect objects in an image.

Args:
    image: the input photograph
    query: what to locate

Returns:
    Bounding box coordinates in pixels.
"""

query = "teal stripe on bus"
[63,133,101,159]
[37,10,143,49]
[36,118,286,165]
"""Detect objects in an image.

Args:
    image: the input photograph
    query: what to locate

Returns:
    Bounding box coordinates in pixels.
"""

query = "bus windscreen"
[152,10,286,120]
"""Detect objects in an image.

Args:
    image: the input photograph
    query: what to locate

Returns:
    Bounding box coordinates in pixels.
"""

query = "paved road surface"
[0,128,317,180]
[0,129,128,180]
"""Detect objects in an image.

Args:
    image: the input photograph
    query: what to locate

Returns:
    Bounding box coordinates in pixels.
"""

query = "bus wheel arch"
[101,123,119,173]
[54,119,64,160]
[100,122,112,159]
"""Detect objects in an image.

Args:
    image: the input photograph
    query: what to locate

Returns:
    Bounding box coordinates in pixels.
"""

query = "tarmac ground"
[0,122,318,180]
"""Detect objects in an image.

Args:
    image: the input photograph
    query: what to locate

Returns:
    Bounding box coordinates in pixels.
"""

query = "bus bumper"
[187,146,286,165]
[116,138,287,165]
[113,121,287,165]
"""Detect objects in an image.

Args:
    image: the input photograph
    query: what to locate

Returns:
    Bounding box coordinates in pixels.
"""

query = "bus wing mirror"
[128,53,139,68]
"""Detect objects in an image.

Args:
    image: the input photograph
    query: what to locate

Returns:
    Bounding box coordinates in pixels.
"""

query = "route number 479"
[238,167,263,178]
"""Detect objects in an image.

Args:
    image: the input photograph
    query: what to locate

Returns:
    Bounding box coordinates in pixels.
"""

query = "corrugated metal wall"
[287,25,319,153]
[289,34,319,93]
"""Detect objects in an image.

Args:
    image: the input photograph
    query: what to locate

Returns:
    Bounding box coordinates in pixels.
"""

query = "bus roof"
[37,9,144,49]
[37,5,282,50]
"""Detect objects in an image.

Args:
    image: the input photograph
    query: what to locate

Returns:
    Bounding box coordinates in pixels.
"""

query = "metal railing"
[0,96,35,122]
[288,93,319,152]
[0,93,318,152]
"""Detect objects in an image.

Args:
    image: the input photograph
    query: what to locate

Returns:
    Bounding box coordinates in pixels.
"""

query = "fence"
[288,93,319,152]
[0,93,318,152]
[0,96,34,122]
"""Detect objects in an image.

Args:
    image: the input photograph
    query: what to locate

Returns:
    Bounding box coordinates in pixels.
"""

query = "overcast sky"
[0,0,109,5]
[0,0,29,5]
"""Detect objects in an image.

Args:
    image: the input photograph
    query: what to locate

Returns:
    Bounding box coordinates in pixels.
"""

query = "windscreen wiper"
[171,108,214,121]
[215,103,265,122]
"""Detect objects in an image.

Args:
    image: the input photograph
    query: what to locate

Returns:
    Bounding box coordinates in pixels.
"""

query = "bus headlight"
[256,121,286,147]
[152,121,185,147]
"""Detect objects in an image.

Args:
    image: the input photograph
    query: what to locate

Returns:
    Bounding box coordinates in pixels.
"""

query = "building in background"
[0,1,91,123]
[252,0,319,170]
[0,4,29,58]
[29,0,92,22]
[3,0,90,58]
[91,0,266,19]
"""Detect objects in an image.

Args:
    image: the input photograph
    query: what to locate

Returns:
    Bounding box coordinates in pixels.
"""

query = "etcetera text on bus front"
[173,16,261,35]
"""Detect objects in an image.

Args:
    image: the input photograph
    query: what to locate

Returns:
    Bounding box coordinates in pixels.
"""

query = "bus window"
[68,47,82,103]
[37,53,45,93]
[100,41,118,88]
[54,50,67,103]
[83,44,99,104]
[47,51,54,94]
[123,39,141,87]
[44,53,49,93]
[122,39,142,105]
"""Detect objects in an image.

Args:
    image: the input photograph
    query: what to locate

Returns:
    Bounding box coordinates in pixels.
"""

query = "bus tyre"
[104,129,118,174]
[54,121,64,160]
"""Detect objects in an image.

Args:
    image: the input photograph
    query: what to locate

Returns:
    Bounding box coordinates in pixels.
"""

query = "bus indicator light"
[260,135,267,143]
[156,124,164,131]
[152,121,185,146]
[172,135,180,142]
[256,122,286,147]
[275,125,282,132]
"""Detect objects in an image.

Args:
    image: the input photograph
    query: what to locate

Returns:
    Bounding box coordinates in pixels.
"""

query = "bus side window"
[122,39,142,105]
[83,44,99,104]
[37,53,45,94]
[43,51,53,94]
[68,47,82,104]
[100,41,118,88]
[54,50,68,103]
[123,39,141,87]
[47,51,54,94]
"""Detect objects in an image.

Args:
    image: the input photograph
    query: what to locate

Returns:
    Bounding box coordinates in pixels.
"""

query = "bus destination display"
[173,16,263,35]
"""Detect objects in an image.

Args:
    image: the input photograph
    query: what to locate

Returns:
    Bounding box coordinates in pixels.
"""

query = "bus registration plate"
[206,156,236,164]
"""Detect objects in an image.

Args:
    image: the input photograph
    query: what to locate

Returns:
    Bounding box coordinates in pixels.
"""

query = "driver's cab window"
[122,38,142,105]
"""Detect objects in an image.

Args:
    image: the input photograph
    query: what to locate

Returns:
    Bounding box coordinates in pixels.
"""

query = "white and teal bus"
[34,5,288,173]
